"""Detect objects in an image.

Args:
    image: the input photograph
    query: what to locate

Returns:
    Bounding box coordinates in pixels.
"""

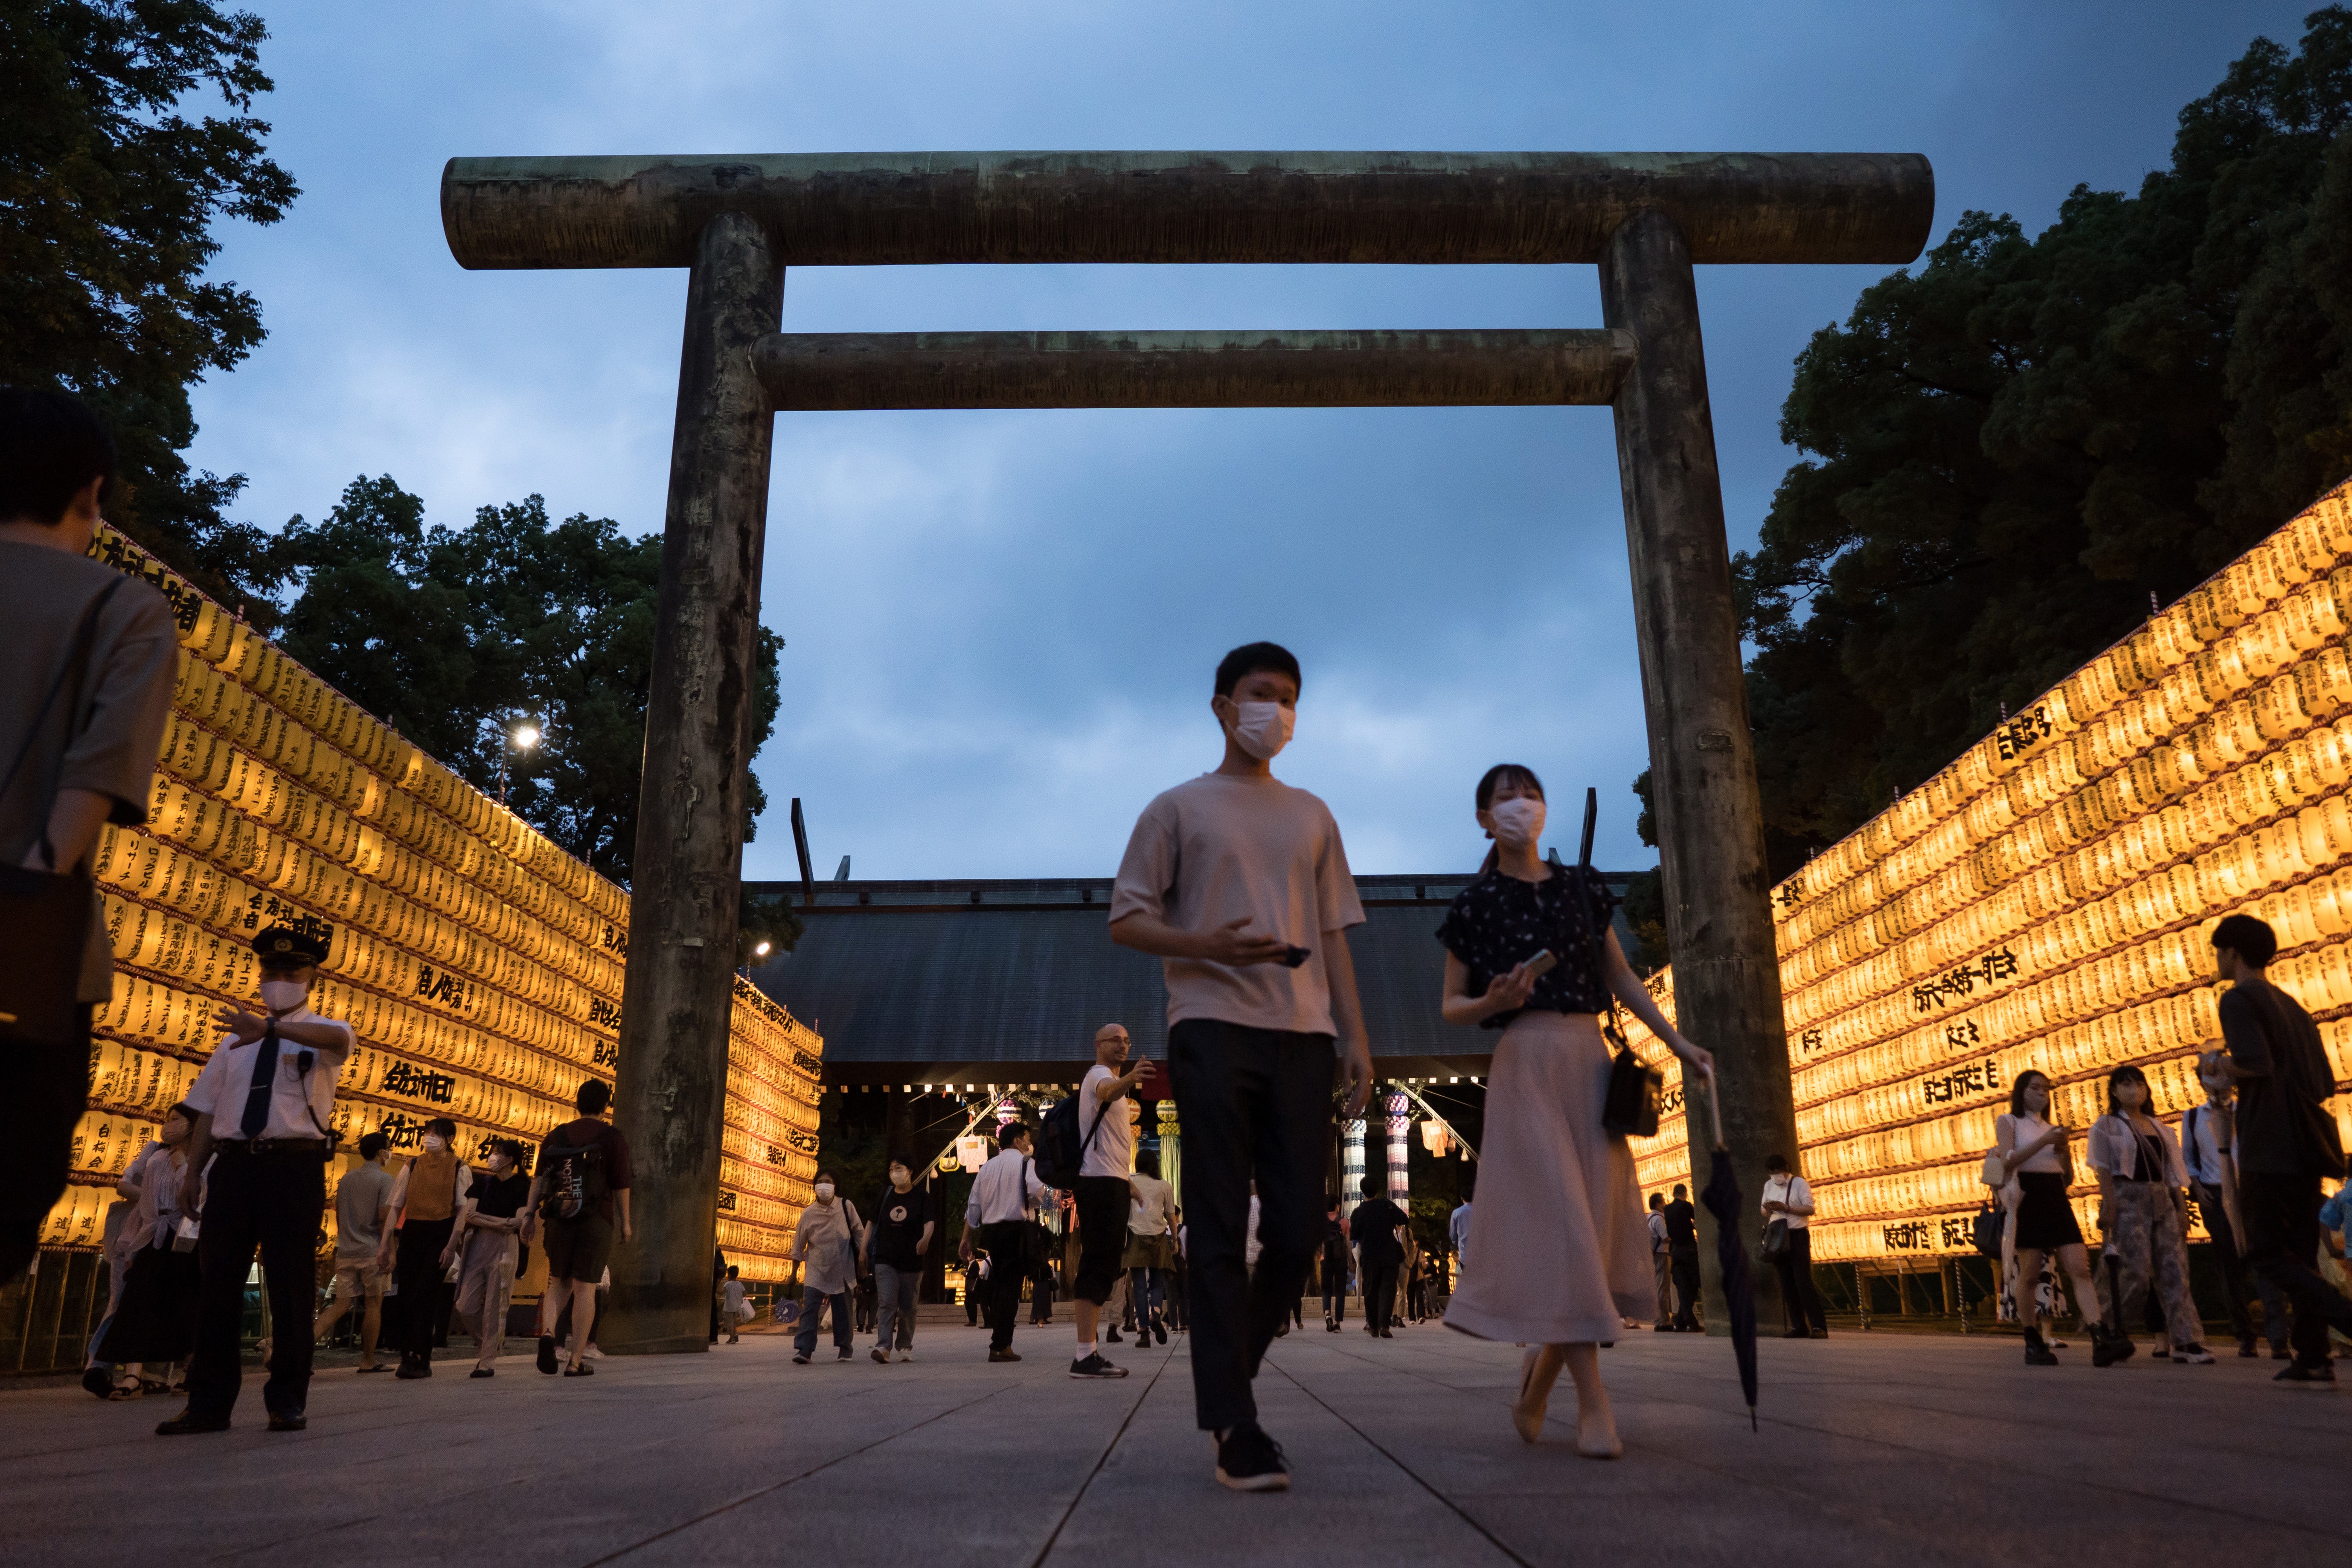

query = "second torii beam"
[754,329,1635,410]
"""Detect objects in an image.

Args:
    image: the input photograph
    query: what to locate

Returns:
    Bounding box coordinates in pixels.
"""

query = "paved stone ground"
[3,1316,2344,1566]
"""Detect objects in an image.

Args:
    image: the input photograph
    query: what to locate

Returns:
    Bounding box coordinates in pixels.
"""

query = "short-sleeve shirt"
[1352,1196,1407,1261]
[182,1007,356,1141]
[1079,1065,1136,1178]
[0,543,179,1001]
[869,1185,933,1271]
[538,1117,633,1222]
[1109,772,1365,1036]
[2220,980,2348,1177]
[1435,865,1616,1024]
[334,1161,395,1258]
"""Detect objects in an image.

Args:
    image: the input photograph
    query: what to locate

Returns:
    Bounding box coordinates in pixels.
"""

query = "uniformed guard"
[156,925,355,1435]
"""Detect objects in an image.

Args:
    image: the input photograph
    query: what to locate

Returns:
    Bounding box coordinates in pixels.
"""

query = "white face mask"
[815,1181,835,1200]
[422,1134,448,1153]
[1230,700,1294,761]
[1488,796,1545,848]
[259,979,307,1013]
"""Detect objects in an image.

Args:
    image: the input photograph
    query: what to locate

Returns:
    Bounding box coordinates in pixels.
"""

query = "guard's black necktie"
[239,1019,280,1139]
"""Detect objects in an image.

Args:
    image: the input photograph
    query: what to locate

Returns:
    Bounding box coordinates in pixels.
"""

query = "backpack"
[1034,1084,1111,1190]
[539,1126,611,1221]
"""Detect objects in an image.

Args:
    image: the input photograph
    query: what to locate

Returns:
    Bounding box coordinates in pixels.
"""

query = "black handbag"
[0,578,123,1050]
[1600,1043,1663,1140]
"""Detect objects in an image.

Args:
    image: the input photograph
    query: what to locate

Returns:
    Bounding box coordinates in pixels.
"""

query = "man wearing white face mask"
[157,925,355,1436]
[379,1115,470,1379]
[1111,642,1374,1492]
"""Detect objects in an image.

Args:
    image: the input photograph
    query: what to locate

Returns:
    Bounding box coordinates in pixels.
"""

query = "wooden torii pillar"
[442,151,1933,1352]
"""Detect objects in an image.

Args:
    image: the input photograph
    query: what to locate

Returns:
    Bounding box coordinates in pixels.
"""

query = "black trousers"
[1773,1227,1827,1334]
[1670,1249,1702,1328]
[0,1008,93,1285]
[1166,1018,1332,1432]
[2195,1181,2287,1347]
[188,1146,326,1420]
[1321,1252,1348,1321]
[2239,1170,2352,1366]
[393,1218,455,1359]
[982,1221,1029,1351]
[1361,1257,1399,1332]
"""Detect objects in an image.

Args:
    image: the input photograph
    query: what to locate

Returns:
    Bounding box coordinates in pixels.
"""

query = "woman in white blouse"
[1991,1071,2101,1367]
[2087,1063,2212,1366]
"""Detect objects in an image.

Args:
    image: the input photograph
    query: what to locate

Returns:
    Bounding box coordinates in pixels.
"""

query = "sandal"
[562,1363,594,1377]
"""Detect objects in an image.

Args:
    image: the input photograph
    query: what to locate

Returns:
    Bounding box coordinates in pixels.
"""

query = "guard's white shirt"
[1761,1173,1813,1230]
[183,1005,355,1140]
[965,1149,1049,1227]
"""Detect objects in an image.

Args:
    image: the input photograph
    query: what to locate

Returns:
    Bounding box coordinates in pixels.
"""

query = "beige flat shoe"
[1575,1417,1622,1460]
[1511,1348,1548,1443]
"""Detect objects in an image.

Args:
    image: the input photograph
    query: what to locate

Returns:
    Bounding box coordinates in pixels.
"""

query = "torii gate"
[442,151,1933,1351]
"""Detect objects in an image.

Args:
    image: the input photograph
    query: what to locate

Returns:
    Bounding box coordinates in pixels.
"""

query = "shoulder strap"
[0,575,128,816]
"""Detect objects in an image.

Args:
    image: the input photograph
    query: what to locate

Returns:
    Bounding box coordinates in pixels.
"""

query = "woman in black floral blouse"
[1438,764,1712,1459]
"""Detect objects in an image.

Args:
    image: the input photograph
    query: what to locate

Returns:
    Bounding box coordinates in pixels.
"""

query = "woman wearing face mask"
[89,1103,205,1394]
[2087,1064,2211,1365]
[1991,1071,2101,1366]
[1437,765,1714,1459]
[379,1117,470,1380]
[452,1139,531,1376]
[788,1171,864,1364]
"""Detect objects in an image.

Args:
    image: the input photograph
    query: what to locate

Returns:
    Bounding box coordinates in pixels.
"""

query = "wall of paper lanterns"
[35,527,823,1280]
[1621,484,2352,1263]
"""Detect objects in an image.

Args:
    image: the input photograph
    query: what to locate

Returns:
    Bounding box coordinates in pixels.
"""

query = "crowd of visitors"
[7,401,2352,1490]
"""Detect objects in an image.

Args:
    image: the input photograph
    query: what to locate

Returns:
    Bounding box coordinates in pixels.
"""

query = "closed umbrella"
[1694,1073,1759,1431]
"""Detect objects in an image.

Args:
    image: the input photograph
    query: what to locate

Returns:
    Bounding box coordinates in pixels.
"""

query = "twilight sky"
[183,0,2311,882]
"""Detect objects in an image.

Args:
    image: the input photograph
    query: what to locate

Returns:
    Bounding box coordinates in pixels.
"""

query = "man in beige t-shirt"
[1109,640,1372,1492]
[0,389,179,1286]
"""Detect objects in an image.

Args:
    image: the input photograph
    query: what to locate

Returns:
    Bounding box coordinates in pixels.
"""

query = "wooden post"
[1601,208,1800,1338]
[605,210,783,1354]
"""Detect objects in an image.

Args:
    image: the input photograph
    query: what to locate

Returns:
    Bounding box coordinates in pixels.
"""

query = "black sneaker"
[1105,1327,1123,1344]
[266,1410,307,1432]
[537,1336,559,1375]
[2275,1360,2337,1388]
[1214,1423,1290,1492]
[154,1409,231,1436]
[1070,1352,1129,1379]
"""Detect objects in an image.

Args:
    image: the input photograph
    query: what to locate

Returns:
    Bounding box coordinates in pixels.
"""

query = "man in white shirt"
[2184,1050,2287,1358]
[1071,1024,1154,1379]
[1111,642,1374,1492]
[962,1123,1050,1363]
[157,926,356,1435]
[1761,1154,1826,1339]
[1646,1193,1672,1331]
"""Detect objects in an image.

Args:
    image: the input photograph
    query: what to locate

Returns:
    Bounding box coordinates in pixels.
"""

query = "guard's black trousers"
[188,1145,326,1421]
[1167,1018,1332,1433]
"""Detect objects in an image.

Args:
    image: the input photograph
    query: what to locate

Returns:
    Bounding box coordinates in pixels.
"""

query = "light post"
[499,720,541,805]
[739,939,770,977]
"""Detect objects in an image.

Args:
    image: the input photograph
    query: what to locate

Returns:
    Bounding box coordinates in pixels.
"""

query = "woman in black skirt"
[1992,1071,2099,1366]
[92,1103,203,1386]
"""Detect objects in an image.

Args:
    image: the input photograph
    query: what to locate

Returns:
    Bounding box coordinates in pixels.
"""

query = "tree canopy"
[1719,8,2352,884]
[277,476,799,960]
[2,0,297,615]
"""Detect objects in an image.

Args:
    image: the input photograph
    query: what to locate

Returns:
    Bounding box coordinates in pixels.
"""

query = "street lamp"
[498,720,541,804]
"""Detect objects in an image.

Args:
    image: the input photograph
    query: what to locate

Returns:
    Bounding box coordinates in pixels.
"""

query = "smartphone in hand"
[1523,949,1558,978]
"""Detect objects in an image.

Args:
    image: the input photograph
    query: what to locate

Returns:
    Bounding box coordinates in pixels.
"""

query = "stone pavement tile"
[1044,1335,1514,1568]
[611,1337,1184,1565]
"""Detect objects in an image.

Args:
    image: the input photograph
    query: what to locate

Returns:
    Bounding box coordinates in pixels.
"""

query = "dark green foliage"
[276,475,784,888]
[1,0,297,617]
[1620,867,1669,973]
[1728,10,2352,881]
